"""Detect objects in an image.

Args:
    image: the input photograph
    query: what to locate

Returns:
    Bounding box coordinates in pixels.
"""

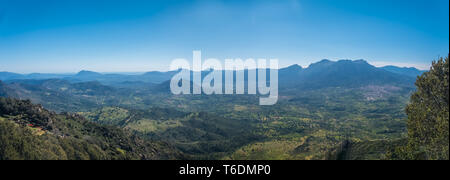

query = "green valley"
[0,57,448,160]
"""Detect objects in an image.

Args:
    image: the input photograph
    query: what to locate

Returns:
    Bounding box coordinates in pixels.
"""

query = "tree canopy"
[393,55,449,160]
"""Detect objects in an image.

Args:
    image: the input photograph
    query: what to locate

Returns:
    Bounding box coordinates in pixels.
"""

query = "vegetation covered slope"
[0,97,183,160]
[80,106,264,159]
[390,56,449,160]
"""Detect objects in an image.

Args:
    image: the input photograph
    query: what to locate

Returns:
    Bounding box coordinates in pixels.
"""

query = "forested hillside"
[0,97,183,160]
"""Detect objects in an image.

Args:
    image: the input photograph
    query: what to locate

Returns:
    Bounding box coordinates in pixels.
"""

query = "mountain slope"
[280,59,415,90]
[80,106,264,159]
[0,97,184,160]
[0,72,24,81]
[381,66,425,77]
[0,79,125,112]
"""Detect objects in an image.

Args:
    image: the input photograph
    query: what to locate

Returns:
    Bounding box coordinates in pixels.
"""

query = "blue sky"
[0,0,448,73]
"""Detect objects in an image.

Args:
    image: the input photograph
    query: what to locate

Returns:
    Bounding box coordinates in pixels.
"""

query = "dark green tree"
[394,55,449,160]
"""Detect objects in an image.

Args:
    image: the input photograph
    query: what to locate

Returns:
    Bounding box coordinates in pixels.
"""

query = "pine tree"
[396,55,449,160]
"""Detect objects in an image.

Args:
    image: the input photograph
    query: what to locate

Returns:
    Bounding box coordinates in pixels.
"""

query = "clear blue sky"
[0,0,448,73]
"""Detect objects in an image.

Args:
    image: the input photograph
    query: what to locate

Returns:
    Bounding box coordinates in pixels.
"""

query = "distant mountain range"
[279,59,422,90]
[0,60,425,88]
[0,70,179,85]
[380,65,426,77]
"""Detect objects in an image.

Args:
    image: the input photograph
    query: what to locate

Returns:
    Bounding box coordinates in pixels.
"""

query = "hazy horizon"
[0,58,431,74]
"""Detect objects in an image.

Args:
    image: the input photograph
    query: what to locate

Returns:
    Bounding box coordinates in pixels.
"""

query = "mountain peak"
[0,72,24,80]
[353,59,369,64]
[308,59,335,68]
[382,65,419,71]
[336,59,368,64]
[285,64,303,70]
[318,59,332,63]
[280,64,303,76]
[76,70,102,76]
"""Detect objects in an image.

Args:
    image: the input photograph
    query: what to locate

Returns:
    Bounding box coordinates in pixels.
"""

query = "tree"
[394,55,449,160]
